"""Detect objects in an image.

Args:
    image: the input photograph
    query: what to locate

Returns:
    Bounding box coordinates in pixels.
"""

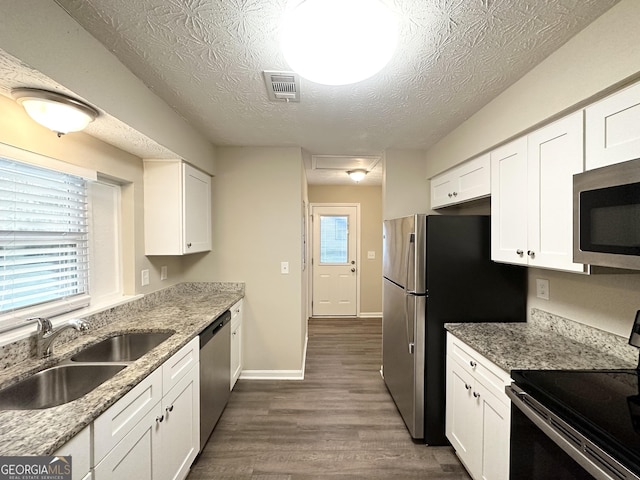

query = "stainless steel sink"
[0,364,126,410]
[71,332,173,362]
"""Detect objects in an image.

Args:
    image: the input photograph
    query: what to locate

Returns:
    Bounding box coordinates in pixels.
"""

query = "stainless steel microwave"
[574,158,640,270]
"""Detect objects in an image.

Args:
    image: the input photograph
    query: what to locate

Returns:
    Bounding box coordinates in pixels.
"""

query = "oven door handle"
[507,385,640,480]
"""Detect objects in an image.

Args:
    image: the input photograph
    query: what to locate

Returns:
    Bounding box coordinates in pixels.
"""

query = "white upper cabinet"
[431,154,490,209]
[586,81,640,170]
[491,137,528,266]
[491,112,586,272]
[144,160,211,255]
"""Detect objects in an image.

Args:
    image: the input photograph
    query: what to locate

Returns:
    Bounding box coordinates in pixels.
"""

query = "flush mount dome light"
[12,88,98,137]
[347,169,368,182]
[281,0,398,86]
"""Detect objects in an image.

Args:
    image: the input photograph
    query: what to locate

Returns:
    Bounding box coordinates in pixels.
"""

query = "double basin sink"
[0,332,173,410]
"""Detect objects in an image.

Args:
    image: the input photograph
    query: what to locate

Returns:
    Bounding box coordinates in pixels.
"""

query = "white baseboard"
[239,370,304,380]
[359,312,382,318]
[239,334,309,381]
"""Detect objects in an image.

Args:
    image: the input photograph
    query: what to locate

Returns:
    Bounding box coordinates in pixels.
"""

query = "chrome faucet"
[29,318,90,358]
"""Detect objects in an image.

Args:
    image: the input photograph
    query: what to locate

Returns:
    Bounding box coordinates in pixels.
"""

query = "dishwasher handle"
[200,310,231,349]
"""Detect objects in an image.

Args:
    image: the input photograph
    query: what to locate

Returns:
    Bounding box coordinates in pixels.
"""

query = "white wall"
[0,1,216,175]
[424,0,640,336]
[383,149,430,219]
[184,147,306,374]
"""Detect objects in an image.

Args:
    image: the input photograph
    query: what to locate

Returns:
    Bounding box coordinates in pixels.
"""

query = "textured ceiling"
[9,1,623,184]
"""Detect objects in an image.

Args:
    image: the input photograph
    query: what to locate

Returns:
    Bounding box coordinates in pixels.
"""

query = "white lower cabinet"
[93,337,199,480]
[94,404,162,480]
[230,299,243,390]
[54,426,91,480]
[446,333,511,480]
[159,362,200,480]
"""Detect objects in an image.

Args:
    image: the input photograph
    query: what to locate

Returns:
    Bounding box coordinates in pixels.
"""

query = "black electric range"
[509,368,640,479]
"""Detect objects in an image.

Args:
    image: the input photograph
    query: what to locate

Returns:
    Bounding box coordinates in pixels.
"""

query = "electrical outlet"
[536,278,549,300]
[160,266,167,281]
[281,261,289,274]
[367,251,375,259]
[141,269,150,286]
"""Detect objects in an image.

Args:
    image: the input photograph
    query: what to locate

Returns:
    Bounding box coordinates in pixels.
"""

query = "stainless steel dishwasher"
[199,310,231,451]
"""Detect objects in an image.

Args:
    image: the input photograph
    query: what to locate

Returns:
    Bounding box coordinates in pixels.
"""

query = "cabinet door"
[160,365,200,480]
[477,382,510,480]
[586,81,640,170]
[491,137,528,265]
[94,368,162,464]
[430,170,456,209]
[230,300,243,390]
[431,155,490,209]
[455,153,490,204]
[94,403,162,480]
[182,163,211,254]
[446,358,481,475]
[231,321,241,389]
[527,111,585,273]
[54,426,91,480]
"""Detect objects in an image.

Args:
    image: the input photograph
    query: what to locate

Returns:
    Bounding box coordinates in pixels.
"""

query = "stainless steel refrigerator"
[382,215,526,445]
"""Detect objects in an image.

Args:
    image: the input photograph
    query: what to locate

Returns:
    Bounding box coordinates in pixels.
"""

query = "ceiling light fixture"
[12,88,99,137]
[281,0,398,86]
[347,169,368,182]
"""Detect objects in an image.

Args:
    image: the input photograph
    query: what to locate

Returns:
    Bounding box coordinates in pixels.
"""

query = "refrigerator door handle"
[404,232,415,294]
[405,292,415,354]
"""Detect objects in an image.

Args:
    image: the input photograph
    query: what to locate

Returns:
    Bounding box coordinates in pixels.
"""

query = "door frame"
[309,202,361,317]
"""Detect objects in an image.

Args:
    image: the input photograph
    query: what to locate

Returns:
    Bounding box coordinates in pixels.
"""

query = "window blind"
[0,157,90,319]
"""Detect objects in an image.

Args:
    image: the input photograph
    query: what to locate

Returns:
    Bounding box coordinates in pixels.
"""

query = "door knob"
[351,260,355,264]
[351,268,356,272]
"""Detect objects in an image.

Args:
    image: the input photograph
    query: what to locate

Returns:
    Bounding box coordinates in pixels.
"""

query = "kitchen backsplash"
[0,282,244,371]
[530,308,637,364]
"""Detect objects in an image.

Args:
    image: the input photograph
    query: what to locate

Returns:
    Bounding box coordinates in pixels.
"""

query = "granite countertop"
[445,309,636,374]
[0,282,243,456]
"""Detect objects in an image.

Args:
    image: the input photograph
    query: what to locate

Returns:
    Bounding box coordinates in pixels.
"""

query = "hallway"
[188,318,471,479]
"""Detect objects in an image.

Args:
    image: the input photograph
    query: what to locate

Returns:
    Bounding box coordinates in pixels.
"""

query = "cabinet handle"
[469,360,477,368]
[473,392,481,398]
[166,405,174,413]
[186,242,192,248]
[516,249,524,256]
[528,250,535,258]
[453,192,458,197]
[232,331,237,336]
[448,193,453,198]
[156,415,164,423]
[465,384,472,390]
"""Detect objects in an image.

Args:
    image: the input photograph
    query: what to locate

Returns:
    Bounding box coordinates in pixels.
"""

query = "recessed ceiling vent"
[263,71,300,102]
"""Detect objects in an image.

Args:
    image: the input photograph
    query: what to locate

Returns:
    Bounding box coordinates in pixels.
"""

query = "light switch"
[160,266,167,281]
[367,251,376,259]
[281,261,289,274]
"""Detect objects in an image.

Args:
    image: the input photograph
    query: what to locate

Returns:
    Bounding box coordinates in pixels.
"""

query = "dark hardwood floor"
[188,318,471,479]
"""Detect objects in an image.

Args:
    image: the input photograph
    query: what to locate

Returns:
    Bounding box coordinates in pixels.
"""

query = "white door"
[312,205,358,316]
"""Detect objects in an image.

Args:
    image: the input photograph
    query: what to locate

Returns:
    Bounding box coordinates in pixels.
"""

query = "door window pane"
[320,215,348,263]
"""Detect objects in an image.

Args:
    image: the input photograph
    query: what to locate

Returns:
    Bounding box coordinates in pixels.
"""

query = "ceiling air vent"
[263,71,300,102]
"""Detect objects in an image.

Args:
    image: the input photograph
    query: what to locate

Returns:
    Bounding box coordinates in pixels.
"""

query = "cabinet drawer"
[447,333,510,402]
[94,367,162,464]
[162,337,199,396]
